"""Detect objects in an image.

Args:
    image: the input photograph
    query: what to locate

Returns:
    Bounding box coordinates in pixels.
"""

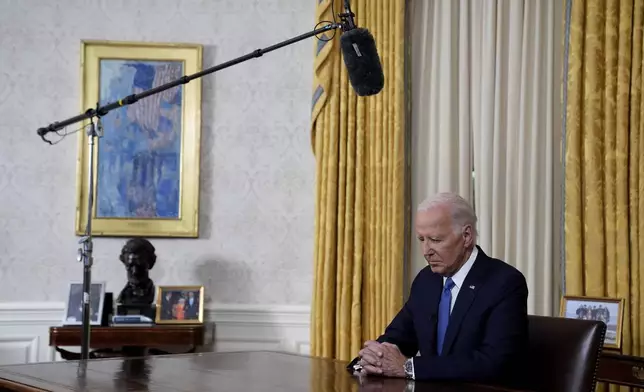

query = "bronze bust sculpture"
[117,238,156,306]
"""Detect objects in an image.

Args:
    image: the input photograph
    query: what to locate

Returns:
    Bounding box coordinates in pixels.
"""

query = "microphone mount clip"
[339,0,357,32]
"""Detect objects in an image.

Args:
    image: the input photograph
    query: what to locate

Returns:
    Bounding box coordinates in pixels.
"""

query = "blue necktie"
[436,277,455,355]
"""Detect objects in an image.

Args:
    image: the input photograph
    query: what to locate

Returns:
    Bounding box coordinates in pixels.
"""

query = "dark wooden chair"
[518,315,606,392]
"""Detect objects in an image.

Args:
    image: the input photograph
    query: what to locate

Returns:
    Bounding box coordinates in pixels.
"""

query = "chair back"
[524,315,606,392]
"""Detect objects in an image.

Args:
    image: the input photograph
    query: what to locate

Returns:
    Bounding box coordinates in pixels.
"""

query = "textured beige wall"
[0,0,316,305]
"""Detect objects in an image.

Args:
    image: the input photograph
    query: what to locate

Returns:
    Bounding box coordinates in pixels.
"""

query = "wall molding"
[0,302,311,365]
[0,302,65,325]
[0,336,39,363]
[0,302,310,324]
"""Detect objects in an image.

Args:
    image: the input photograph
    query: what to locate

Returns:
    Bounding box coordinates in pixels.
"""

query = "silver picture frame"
[61,281,107,326]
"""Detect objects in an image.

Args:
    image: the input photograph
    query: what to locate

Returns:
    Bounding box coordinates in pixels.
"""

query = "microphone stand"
[36,20,347,361]
[76,115,101,361]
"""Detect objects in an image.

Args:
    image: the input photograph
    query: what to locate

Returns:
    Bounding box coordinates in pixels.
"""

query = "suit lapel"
[425,272,443,354]
[441,248,489,355]
[427,271,443,315]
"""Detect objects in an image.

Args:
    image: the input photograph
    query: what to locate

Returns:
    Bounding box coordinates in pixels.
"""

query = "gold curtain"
[309,0,407,361]
[564,0,644,390]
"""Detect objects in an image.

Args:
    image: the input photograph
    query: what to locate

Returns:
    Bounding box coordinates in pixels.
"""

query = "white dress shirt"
[443,246,478,313]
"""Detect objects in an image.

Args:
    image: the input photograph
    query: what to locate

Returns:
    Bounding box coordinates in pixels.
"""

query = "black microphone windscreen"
[340,28,384,96]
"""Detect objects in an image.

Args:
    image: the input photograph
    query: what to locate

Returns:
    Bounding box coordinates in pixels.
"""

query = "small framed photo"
[62,282,106,326]
[560,295,625,350]
[155,285,204,324]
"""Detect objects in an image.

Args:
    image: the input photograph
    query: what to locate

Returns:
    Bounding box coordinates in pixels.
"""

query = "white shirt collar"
[443,246,478,289]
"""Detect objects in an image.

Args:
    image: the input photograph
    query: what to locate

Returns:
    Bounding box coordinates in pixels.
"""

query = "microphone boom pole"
[37,22,342,141]
[37,21,346,362]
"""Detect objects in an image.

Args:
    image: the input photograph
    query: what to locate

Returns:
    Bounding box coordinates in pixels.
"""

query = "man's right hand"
[358,340,385,374]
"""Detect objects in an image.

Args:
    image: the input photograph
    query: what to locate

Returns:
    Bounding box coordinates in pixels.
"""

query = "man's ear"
[462,225,473,247]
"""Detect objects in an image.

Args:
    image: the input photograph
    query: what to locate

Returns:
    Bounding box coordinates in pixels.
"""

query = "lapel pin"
[469,285,475,289]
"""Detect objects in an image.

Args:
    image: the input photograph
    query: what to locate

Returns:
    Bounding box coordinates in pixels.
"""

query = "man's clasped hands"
[356,340,409,378]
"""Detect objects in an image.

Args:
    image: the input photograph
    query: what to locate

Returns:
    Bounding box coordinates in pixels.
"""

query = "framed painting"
[560,295,625,350]
[75,40,202,237]
[155,285,204,324]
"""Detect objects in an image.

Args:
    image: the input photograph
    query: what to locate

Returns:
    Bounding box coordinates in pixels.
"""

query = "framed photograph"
[155,285,204,324]
[75,40,203,237]
[62,281,106,326]
[560,295,625,350]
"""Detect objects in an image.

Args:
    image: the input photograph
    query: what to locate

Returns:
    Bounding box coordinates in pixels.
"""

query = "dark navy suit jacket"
[350,246,528,382]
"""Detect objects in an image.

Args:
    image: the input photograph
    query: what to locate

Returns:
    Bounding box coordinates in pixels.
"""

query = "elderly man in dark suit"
[350,192,528,383]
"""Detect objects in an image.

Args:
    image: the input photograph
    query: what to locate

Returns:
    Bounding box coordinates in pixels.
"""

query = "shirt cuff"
[410,358,415,380]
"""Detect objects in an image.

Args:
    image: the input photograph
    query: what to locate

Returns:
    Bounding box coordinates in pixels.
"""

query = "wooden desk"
[598,351,644,387]
[49,325,205,359]
[0,351,530,392]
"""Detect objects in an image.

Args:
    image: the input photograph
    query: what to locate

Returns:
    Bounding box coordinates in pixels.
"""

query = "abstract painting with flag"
[76,40,203,237]
[97,59,183,219]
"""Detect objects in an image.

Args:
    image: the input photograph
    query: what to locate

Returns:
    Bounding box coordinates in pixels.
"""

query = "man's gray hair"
[417,192,478,241]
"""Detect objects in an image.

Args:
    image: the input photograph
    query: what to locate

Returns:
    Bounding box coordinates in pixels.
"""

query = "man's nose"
[422,241,433,255]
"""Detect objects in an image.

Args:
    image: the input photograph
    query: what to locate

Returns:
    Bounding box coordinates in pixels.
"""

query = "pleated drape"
[564,0,644,390]
[309,0,407,361]
[409,0,560,316]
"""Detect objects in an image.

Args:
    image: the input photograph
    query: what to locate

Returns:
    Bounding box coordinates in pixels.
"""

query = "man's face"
[123,252,149,283]
[415,205,472,277]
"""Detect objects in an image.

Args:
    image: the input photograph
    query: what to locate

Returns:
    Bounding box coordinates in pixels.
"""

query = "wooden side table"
[49,325,206,360]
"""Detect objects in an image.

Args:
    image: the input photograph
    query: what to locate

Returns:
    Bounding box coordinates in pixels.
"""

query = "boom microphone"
[35,3,384,143]
[339,1,385,96]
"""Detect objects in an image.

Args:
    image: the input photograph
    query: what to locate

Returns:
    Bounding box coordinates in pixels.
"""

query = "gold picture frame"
[560,295,625,350]
[75,40,203,237]
[155,285,204,324]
